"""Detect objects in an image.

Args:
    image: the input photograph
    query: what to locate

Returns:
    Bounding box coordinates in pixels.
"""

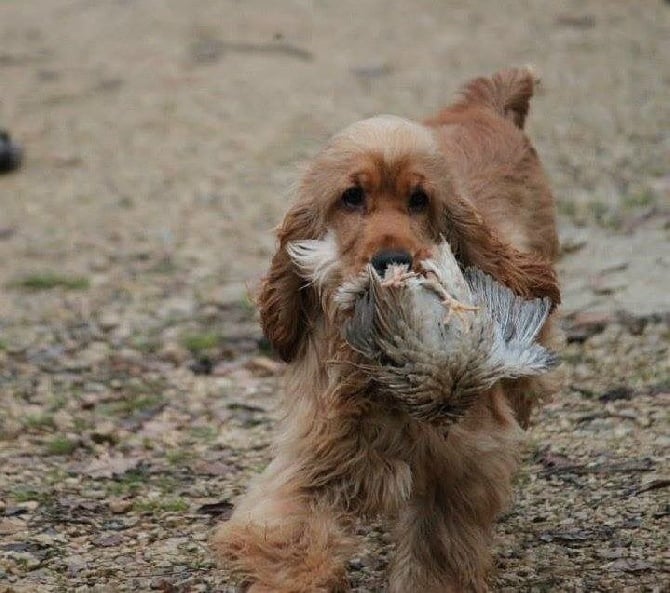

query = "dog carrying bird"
[213,67,561,593]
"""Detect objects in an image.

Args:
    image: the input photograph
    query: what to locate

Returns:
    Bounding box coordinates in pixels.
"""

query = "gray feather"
[341,242,557,424]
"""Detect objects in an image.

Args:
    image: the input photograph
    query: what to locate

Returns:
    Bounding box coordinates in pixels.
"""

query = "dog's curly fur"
[212,67,561,593]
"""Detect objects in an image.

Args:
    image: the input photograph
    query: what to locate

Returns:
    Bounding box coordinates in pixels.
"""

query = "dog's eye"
[341,187,365,210]
[408,189,429,213]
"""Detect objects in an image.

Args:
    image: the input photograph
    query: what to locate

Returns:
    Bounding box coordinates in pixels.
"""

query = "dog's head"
[258,115,559,362]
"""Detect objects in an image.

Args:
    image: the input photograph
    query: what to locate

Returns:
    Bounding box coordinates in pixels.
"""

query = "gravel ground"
[0,1,668,592]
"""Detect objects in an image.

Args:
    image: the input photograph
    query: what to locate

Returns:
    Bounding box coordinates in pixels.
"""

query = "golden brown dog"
[213,67,561,593]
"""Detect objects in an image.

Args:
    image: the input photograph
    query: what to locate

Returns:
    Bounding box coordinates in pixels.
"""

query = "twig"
[631,479,670,496]
[539,458,655,477]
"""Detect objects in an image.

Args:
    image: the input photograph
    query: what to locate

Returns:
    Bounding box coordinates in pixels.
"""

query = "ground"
[0,1,668,592]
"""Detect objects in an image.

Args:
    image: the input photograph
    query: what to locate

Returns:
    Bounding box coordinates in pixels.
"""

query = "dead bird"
[337,241,558,424]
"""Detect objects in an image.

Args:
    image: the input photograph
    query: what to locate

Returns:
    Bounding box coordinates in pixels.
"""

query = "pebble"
[109,498,133,514]
[111,321,133,341]
[80,489,107,500]
[53,409,74,431]
[613,425,634,438]
[6,551,40,569]
[79,341,110,366]
[32,531,67,545]
[123,516,139,528]
[17,500,39,512]
[99,311,121,331]
[117,348,143,364]
[66,555,88,577]
[0,517,27,535]
[158,342,189,365]
[151,577,175,590]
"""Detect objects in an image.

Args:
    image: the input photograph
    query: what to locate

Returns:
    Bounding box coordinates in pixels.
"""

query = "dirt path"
[1,1,668,592]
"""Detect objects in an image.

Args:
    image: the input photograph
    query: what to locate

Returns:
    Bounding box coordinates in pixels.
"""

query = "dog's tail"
[456,66,538,129]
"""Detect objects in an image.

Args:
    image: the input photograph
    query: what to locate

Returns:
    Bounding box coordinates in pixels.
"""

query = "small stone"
[99,311,121,331]
[158,342,189,365]
[110,321,133,341]
[80,489,107,500]
[32,531,66,546]
[94,533,123,547]
[53,409,74,431]
[94,420,117,436]
[117,348,143,364]
[109,498,132,514]
[0,517,27,535]
[613,425,633,438]
[66,555,88,577]
[17,500,39,512]
[200,304,220,319]
[7,551,40,569]
[78,341,110,367]
[123,516,139,528]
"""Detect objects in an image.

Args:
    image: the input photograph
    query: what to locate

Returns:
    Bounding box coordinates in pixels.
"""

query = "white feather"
[287,233,340,289]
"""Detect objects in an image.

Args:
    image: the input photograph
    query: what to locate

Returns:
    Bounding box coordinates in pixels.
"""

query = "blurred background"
[0,1,668,592]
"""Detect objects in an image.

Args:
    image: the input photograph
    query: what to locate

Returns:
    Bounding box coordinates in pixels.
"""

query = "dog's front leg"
[388,394,521,593]
[389,495,492,593]
[212,454,355,593]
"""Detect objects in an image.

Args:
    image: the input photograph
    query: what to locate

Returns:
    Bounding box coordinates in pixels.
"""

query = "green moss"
[11,487,43,502]
[46,436,79,456]
[133,497,188,514]
[13,273,90,291]
[557,199,577,217]
[561,349,583,365]
[105,393,164,417]
[25,413,56,431]
[588,200,609,223]
[622,190,655,211]
[107,468,147,496]
[190,425,217,441]
[239,293,256,314]
[584,200,623,230]
[48,394,68,413]
[181,332,219,355]
[166,448,195,466]
[72,417,90,433]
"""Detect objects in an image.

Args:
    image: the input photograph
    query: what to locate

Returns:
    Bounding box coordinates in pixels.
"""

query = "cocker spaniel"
[213,67,561,593]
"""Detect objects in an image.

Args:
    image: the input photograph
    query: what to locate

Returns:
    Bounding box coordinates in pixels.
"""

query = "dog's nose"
[370,250,413,276]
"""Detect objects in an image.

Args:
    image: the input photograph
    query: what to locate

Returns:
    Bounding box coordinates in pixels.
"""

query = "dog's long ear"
[445,196,561,308]
[456,66,537,129]
[258,199,323,362]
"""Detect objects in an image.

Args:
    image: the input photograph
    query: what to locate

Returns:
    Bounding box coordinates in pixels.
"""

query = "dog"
[212,67,561,593]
